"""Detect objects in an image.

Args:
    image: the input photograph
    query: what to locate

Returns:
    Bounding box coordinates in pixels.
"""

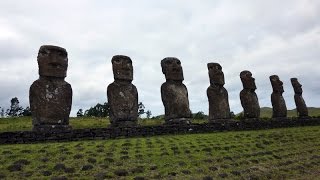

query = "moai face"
[207,63,225,86]
[112,55,133,82]
[291,78,302,95]
[37,45,68,78]
[240,70,256,90]
[270,75,284,93]
[161,57,184,81]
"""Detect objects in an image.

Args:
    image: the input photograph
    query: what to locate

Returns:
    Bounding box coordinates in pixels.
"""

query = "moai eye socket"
[39,50,49,56]
[58,51,66,57]
[114,59,121,64]
[126,61,132,67]
[177,60,181,65]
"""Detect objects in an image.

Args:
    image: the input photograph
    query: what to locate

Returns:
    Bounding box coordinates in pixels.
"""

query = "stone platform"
[0,117,320,144]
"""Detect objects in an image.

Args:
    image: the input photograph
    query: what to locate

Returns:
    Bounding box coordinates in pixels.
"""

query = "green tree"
[146,110,152,119]
[138,102,145,117]
[193,111,205,119]
[0,107,4,118]
[22,106,32,116]
[230,111,235,119]
[7,97,23,117]
[84,102,110,117]
[77,109,84,117]
[234,112,244,120]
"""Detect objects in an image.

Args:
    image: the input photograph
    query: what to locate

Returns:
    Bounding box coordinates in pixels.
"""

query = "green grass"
[0,126,319,179]
[0,117,32,132]
[239,107,320,118]
[0,117,206,132]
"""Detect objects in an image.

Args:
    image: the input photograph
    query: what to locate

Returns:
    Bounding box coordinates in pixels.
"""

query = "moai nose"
[50,52,60,62]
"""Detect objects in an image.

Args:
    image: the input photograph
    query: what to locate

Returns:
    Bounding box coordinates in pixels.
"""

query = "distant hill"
[240,107,320,118]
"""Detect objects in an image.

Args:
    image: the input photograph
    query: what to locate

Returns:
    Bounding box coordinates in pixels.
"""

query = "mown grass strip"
[0,126,319,179]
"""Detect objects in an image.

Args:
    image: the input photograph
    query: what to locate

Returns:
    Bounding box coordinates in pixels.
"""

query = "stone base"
[241,118,261,122]
[298,116,311,120]
[272,117,289,121]
[208,119,231,124]
[165,118,191,125]
[33,125,72,132]
[109,121,138,128]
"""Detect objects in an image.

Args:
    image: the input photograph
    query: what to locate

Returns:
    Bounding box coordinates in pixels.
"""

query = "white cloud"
[0,0,319,117]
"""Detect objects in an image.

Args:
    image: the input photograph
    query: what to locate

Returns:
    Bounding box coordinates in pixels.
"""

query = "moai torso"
[207,63,230,121]
[107,55,138,127]
[161,57,191,124]
[270,75,287,118]
[291,78,308,117]
[30,45,72,131]
[240,71,260,118]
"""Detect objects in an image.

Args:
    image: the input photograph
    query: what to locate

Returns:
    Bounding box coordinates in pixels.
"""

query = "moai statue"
[161,57,192,125]
[240,71,260,118]
[207,63,230,122]
[270,75,287,118]
[291,78,308,117]
[30,45,72,131]
[107,55,138,127]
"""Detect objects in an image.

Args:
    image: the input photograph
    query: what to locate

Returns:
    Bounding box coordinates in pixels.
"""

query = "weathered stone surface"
[270,75,287,118]
[30,45,72,131]
[207,63,230,121]
[291,78,308,117]
[107,55,138,127]
[240,71,260,118]
[161,57,191,124]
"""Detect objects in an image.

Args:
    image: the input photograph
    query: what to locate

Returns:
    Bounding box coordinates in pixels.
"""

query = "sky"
[0,0,319,117]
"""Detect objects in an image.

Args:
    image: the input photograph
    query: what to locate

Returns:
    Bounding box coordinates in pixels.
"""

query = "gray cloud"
[0,0,319,116]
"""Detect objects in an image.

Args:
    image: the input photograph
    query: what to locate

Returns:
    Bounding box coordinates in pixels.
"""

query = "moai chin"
[291,78,308,117]
[270,75,287,118]
[30,45,72,132]
[107,55,138,127]
[161,57,192,125]
[239,70,260,119]
[207,63,230,122]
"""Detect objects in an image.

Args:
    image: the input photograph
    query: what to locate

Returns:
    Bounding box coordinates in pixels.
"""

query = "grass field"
[1,106,319,132]
[252,107,320,118]
[0,117,208,132]
[0,126,319,179]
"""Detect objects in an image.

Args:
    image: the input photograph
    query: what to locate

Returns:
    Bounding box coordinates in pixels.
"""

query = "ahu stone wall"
[1,118,320,144]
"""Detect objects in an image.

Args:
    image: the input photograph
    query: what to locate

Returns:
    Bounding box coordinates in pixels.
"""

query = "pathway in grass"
[0,126,319,179]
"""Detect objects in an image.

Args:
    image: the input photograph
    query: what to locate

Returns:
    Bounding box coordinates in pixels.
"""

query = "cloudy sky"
[0,0,319,117]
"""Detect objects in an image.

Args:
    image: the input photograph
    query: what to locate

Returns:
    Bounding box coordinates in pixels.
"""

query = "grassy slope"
[240,107,320,118]
[2,107,320,132]
[0,117,208,132]
[0,126,319,179]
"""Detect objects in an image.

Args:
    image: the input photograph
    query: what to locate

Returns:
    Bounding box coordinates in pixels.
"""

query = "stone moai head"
[112,55,133,82]
[270,75,284,93]
[240,70,256,90]
[161,57,184,81]
[37,45,68,78]
[207,63,224,86]
[291,78,302,95]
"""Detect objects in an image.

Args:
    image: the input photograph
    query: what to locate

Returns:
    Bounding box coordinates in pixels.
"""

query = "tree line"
[2,97,237,119]
[76,102,152,118]
[0,97,153,119]
[0,97,31,118]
